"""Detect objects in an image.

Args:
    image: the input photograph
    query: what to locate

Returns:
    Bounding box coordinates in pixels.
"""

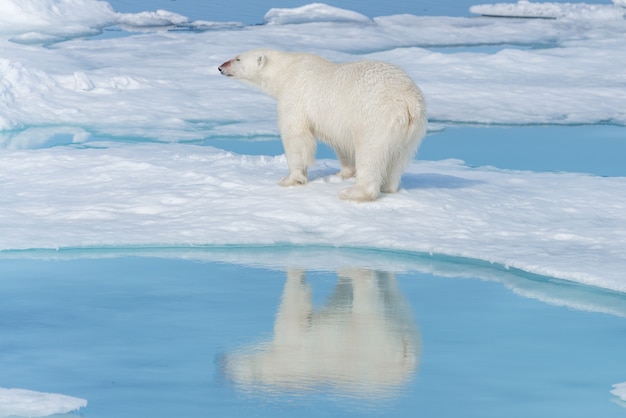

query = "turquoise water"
[106,0,604,23]
[421,125,626,177]
[1,248,625,417]
[106,0,490,24]
[204,124,626,177]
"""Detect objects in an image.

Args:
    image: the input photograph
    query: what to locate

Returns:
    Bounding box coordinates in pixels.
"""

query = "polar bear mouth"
[218,62,234,77]
[219,69,234,77]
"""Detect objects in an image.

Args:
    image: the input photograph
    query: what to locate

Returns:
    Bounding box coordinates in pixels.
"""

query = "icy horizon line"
[1,0,625,43]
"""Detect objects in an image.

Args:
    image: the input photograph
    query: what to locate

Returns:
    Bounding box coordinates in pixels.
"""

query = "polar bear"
[218,49,427,201]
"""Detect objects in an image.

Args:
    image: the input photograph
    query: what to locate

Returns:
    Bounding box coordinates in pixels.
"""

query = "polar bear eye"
[235,58,241,62]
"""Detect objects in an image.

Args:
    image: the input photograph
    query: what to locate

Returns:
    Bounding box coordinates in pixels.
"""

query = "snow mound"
[471,1,625,20]
[0,387,87,418]
[264,3,372,25]
[0,0,196,42]
[0,0,116,42]
[117,9,189,29]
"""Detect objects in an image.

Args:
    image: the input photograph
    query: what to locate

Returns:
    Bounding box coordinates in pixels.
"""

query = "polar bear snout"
[218,60,234,77]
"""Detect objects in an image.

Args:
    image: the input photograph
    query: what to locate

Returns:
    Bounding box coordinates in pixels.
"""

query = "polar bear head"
[218,49,291,97]
[218,49,268,79]
[220,49,278,83]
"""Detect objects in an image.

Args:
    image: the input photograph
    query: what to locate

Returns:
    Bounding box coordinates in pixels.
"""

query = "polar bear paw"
[337,166,356,180]
[339,184,379,202]
[279,172,308,187]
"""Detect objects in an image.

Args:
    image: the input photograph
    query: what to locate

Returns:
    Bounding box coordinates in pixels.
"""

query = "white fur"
[218,49,427,201]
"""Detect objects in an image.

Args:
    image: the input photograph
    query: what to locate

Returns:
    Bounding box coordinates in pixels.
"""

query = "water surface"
[1,248,624,417]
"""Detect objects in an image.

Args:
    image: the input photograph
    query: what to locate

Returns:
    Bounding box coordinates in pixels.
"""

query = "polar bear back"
[273,54,424,147]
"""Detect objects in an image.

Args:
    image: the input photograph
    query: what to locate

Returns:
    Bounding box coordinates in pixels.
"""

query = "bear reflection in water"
[223,269,420,398]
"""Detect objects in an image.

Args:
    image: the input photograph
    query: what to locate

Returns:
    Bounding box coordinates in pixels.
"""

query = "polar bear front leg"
[279,169,308,186]
[337,166,356,180]
[335,148,356,179]
[278,126,317,187]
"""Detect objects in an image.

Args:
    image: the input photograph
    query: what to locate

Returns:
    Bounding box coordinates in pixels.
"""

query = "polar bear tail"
[405,89,428,153]
[377,90,427,195]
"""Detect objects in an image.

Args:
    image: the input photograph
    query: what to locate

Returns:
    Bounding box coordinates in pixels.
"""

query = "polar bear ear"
[256,54,266,68]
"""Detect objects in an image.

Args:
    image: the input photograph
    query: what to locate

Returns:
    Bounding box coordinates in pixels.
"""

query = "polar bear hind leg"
[381,146,412,193]
[339,136,388,201]
[381,111,426,194]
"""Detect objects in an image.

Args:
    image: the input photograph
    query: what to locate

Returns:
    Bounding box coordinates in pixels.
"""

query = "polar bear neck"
[255,51,333,99]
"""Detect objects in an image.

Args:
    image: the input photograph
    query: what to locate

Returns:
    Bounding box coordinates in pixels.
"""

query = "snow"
[264,3,372,25]
[0,2,624,143]
[116,9,189,28]
[1,143,625,294]
[0,0,116,42]
[471,0,626,19]
[0,0,215,43]
[0,1,625,297]
[0,387,87,418]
